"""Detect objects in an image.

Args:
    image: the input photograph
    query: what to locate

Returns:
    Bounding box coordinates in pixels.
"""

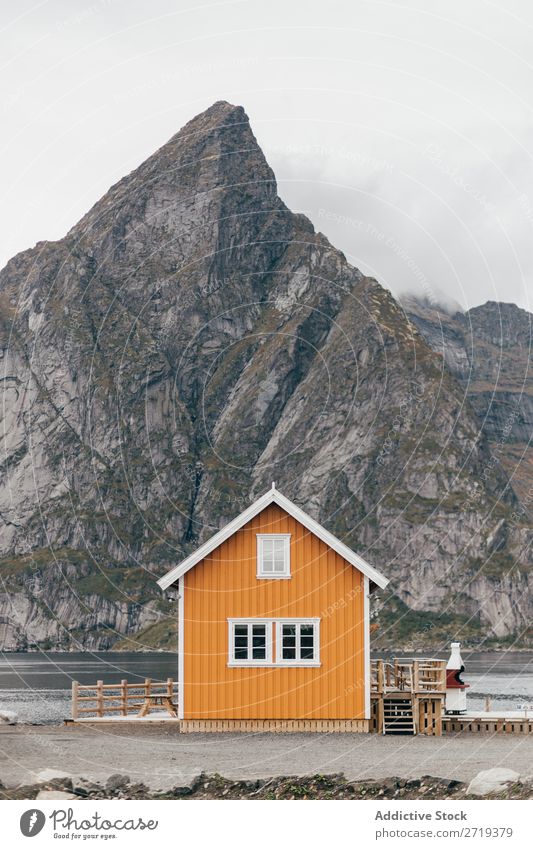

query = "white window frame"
[227,618,320,668]
[256,534,291,579]
[275,619,320,666]
[228,619,273,666]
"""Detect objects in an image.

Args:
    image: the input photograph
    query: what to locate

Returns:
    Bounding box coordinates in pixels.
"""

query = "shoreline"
[3,647,533,653]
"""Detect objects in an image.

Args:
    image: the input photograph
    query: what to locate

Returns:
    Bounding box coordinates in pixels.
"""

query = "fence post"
[96,680,104,717]
[394,659,400,690]
[413,660,419,693]
[435,698,443,736]
[121,680,128,716]
[72,681,79,720]
[166,677,173,698]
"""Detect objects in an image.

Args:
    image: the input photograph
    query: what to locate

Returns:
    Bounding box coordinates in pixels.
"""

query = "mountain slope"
[0,102,531,650]
[403,296,533,512]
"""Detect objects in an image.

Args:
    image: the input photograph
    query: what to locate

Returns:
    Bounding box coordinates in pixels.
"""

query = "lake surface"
[1,650,533,724]
[0,652,178,724]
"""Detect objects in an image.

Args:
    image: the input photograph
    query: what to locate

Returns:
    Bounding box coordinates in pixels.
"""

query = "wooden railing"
[371,658,446,694]
[71,677,178,719]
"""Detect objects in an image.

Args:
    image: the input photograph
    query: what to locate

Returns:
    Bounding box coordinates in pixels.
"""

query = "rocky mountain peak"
[463,301,532,349]
[176,99,251,139]
[62,101,284,268]
[0,103,530,652]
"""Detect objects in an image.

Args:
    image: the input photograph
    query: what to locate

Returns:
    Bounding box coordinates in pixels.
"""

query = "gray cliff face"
[403,296,533,514]
[0,102,530,651]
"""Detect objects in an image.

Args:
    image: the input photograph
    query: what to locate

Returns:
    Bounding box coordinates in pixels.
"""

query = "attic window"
[256,534,291,578]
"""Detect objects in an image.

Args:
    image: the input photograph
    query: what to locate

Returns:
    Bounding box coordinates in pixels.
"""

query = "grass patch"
[112,617,177,651]
[74,566,154,604]
[373,594,483,649]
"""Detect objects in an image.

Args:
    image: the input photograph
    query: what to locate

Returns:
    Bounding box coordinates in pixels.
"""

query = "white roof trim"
[157,486,389,591]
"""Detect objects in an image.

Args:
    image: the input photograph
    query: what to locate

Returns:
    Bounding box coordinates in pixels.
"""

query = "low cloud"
[271,134,533,313]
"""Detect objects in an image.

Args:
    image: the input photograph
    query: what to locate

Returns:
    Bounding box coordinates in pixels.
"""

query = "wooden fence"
[71,677,178,719]
[371,658,446,694]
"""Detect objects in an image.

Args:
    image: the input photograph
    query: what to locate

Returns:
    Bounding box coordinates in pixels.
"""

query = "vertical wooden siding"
[183,504,366,719]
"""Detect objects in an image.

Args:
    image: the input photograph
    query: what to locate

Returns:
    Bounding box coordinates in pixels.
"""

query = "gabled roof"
[157,485,389,591]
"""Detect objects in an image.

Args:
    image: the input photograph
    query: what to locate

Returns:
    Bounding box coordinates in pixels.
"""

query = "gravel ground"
[2,724,533,790]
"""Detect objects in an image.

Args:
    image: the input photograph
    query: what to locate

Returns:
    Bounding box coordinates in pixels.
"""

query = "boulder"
[467,768,520,796]
[0,710,18,724]
[37,790,77,800]
[35,769,72,783]
[71,777,102,795]
[106,774,131,792]
[171,775,204,797]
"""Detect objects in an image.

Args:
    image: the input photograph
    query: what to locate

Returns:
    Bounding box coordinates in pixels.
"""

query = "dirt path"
[2,724,533,790]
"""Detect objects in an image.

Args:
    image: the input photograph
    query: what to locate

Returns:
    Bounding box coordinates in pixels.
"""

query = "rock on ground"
[467,768,521,796]
[34,769,72,782]
[0,711,18,724]
[36,790,77,800]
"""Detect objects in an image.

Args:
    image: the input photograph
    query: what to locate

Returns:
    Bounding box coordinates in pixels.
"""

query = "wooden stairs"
[382,695,416,735]
[371,658,446,736]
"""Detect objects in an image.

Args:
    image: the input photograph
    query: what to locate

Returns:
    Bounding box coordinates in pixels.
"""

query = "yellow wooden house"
[158,485,389,732]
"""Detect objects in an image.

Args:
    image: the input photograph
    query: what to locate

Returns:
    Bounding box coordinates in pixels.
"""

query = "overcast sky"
[1,0,532,311]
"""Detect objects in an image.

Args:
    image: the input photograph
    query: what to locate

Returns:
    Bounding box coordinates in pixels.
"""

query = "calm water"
[1,650,533,724]
[0,652,178,724]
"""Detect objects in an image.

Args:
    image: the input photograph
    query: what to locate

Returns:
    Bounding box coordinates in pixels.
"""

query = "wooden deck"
[69,660,532,736]
[371,657,447,695]
[370,658,446,736]
[69,661,446,732]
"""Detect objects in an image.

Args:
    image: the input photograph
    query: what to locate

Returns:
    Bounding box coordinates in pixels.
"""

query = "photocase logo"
[20,809,46,837]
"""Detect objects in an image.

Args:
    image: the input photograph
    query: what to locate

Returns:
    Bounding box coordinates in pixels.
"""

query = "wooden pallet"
[443,716,533,734]
[417,697,443,736]
[371,693,443,735]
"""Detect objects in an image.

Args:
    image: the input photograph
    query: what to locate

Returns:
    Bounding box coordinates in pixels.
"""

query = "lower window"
[231,622,270,663]
[228,619,320,666]
[278,621,318,663]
